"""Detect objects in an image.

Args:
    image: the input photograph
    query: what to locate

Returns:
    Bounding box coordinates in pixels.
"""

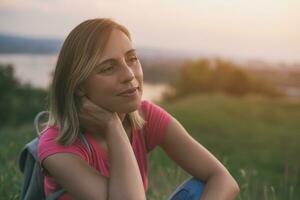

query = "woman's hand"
[78,96,121,137]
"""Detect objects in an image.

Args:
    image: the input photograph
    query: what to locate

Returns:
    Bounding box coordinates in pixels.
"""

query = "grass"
[147,94,300,199]
[1,94,299,199]
[0,124,36,200]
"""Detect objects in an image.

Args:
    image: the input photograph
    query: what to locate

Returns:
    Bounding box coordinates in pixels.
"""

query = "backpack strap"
[19,137,39,172]
[34,111,49,137]
[19,137,45,199]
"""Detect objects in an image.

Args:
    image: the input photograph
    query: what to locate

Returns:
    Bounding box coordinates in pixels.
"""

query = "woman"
[37,18,240,200]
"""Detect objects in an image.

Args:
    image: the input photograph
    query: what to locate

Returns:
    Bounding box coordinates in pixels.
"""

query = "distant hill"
[0,33,202,59]
[0,34,63,54]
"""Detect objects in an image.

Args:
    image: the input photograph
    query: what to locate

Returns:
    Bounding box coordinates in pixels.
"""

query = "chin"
[120,99,141,113]
[109,97,142,113]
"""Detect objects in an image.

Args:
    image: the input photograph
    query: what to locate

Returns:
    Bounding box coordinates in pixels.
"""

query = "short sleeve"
[37,127,90,172]
[140,100,172,152]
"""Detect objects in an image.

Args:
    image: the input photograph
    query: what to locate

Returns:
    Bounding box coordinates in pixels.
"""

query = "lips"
[118,86,139,95]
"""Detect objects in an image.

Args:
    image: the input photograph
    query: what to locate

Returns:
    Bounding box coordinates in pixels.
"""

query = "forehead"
[98,29,133,62]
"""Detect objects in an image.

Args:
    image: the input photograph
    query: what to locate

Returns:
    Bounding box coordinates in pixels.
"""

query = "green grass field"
[1,94,299,199]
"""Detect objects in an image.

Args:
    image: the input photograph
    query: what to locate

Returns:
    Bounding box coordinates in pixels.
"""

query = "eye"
[129,56,138,63]
[97,64,115,74]
[102,66,114,72]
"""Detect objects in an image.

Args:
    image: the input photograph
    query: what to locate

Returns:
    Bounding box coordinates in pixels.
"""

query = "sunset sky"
[0,0,299,63]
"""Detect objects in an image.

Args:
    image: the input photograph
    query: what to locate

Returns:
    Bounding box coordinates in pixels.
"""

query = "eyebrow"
[98,49,137,66]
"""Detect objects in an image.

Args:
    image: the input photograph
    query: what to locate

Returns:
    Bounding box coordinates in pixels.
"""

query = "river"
[0,54,168,101]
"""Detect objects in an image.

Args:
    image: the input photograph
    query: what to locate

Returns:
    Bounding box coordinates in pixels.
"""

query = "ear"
[75,87,86,97]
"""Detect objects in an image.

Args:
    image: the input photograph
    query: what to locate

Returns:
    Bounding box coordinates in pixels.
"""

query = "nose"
[120,60,135,83]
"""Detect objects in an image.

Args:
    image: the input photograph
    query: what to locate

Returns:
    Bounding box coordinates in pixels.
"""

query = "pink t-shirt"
[38,100,171,199]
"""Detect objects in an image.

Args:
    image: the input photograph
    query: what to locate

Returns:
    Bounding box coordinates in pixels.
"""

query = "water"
[0,54,168,101]
[0,54,57,88]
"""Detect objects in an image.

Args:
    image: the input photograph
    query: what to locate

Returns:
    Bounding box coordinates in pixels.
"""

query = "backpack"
[19,111,91,200]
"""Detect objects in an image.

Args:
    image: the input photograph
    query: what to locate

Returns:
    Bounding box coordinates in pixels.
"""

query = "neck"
[117,113,126,122]
[121,114,132,138]
[87,113,131,141]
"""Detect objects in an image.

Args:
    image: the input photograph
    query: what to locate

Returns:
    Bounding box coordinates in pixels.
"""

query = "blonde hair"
[43,18,146,145]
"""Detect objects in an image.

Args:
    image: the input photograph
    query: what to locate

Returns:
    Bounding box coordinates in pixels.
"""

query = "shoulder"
[139,100,170,118]
[38,126,62,148]
[39,126,59,141]
[138,100,172,152]
[139,99,150,112]
[38,126,90,165]
[139,99,172,125]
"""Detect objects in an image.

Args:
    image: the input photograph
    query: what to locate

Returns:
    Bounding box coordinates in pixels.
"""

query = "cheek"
[86,85,116,109]
[84,77,113,99]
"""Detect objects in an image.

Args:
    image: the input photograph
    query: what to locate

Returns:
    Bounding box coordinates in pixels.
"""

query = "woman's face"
[82,29,143,114]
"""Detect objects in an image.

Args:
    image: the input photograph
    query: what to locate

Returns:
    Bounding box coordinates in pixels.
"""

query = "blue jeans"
[167,177,205,200]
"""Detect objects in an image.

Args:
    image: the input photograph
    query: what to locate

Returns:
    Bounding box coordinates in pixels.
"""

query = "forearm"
[200,172,240,200]
[106,122,146,200]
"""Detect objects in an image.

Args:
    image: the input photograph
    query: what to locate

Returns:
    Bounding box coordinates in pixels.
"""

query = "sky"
[0,0,299,63]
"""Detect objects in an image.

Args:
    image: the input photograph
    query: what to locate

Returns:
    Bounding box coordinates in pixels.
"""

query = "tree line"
[0,64,47,128]
[162,58,284,101]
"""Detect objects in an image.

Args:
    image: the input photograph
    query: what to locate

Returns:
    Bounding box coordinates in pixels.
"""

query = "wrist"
[105,115,123,132]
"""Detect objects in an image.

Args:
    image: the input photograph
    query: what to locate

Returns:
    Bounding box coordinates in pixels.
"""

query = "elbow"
[226,173,240,197]
[232,179,240,196]
[216,170,240,197]
[235,181,240,193]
